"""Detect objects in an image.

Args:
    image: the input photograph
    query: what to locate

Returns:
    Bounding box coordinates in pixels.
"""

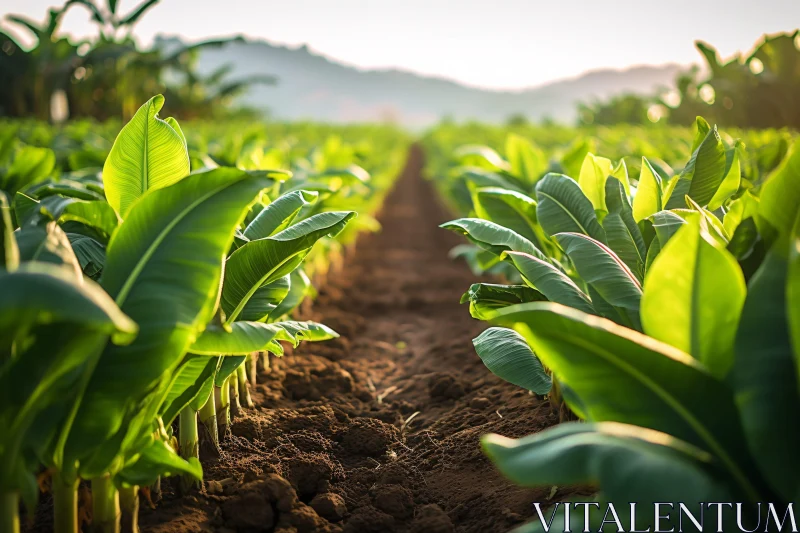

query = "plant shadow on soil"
[25,146,587,533]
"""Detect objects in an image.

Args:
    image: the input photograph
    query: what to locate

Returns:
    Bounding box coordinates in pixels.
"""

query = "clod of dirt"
[315,367,354,395]
[469,397,491,410]
[342,506,396,533]
[232,412,263,440]
[278,502,336,533]
[428,374,466,400]
[372,484,414,520]
[262,474,299,512]
[285,454,336,498]
[339,418,400,457]
[309,493,347,522]
[410,504,455,533]
[221,481,275,532]
[284,369,320,401]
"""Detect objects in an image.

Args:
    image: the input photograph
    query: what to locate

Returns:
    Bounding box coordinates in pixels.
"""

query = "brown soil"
[28,147,568,533]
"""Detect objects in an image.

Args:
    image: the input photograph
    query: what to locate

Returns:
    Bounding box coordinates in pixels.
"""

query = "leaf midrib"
[112,179,239,306]
[538,191,589,236]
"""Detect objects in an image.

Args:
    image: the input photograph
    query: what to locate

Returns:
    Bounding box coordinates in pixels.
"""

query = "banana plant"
[0,191,137,533]
[436,120,800,531]
[176,187,355,459]
[12,95,278,533]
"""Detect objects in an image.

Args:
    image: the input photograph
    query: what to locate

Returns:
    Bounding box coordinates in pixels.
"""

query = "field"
[2,89,800,533]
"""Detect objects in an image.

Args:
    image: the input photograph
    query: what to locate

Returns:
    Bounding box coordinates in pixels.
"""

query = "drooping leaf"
[483,422,732,528]
[102,95,190,217]
[268,269,313,321]
[116,438,202,487]
[641,218,745,379]
[57,200,119,241]
[473,327,551,394]
[489,302,767,501]
[471,187,544,248]
[191,320,337,356]
[535,173,606,243]
[440,218,549,263]
[461,283,545,320]
[66,233,105,280]
[15,222,82,279]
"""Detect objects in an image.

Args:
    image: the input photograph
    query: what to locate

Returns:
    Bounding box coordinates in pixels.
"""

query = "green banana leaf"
[159,355,220,426]
[239,275,291,322]
[603,178,645,281]
[664,127,726,210]
[220,211,356,323]
[0,264,136,494]
[483,422,732,532]
[102,95,190,217]
[632,157,665,223]
[191,320,338,356]
[473,327,551,394]
[489,302,766,501]
[115,438,202,488]
[471,186,546,250]
[15,221,82,278]
[242,189,318,240]
[731,235,800,501]
[505,133,547,186]
[440,218,549,263]
[535,173,606,243]
[1,145,55,197]
[502,251,595,315]
[758,137,800,235]
[554,233,642,331]
[460,283,545,320]
[268,269,314,321]
[62,167,270,479]
[641,218,745,379]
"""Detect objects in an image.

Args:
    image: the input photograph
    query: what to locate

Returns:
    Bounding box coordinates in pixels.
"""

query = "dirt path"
[141,147,558,533]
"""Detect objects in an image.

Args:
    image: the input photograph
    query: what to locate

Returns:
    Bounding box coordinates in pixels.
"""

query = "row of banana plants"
[434,118,800,531]
[0,95,403,533]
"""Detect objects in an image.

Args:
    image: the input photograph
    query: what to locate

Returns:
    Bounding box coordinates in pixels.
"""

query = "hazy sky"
[3,0,799,90]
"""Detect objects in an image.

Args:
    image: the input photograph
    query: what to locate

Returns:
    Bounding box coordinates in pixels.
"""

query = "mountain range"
[160,36,685,127]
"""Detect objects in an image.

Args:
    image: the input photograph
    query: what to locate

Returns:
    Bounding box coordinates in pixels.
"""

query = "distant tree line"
[578,31,800,129]
[0,0,274,121]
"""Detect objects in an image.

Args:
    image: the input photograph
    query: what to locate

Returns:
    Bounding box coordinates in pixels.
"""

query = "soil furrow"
[141,147,559,533]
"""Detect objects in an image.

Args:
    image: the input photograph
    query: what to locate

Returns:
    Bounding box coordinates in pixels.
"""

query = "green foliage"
[0,95,407,532]
[431,114,800,530]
